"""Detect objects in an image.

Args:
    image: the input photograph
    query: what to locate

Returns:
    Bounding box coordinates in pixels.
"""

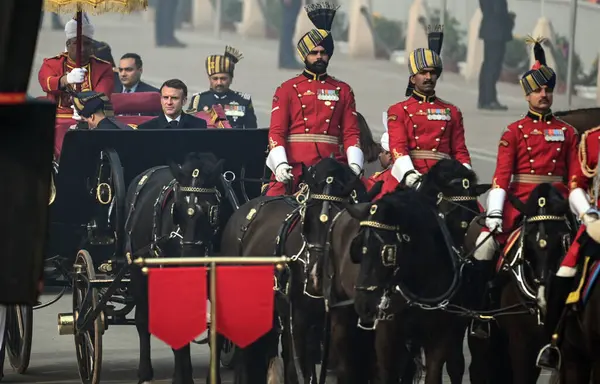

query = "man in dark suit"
[138,79,208,129]
[73,91,134,130]
[279,0,303,69]
[478,0,514,111]
[155,0,186,47]
[115,53,160,93]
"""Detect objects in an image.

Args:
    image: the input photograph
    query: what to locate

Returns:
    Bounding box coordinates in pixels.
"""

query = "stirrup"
[469,319,490,339]
[536,342,562,371]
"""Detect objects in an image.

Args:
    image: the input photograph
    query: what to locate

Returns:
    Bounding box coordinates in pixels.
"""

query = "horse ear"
[474,183,492,196]
[208,159,226,186]
[168,160,183,181]
[301,162,316,187]
[366,181,384,201]
[507,191,526,214]
[346,202,372,220]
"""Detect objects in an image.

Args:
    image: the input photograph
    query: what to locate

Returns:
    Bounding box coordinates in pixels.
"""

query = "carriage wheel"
[219,337,239,369]
[5,304,33,373]
[73,250,103,384]
[93,149,126,256]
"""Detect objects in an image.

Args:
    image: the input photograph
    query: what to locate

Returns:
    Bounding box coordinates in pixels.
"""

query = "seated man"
[187,46,257,128]
[73,91,133,130]
[138,79,207,129]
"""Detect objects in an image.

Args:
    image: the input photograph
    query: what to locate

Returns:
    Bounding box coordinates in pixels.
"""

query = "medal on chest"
[317,89,339,101]
[544,129,565,142]
[427,108,451,121]
[224,102,246,119]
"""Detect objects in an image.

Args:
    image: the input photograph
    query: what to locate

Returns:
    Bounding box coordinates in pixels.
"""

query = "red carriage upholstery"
[111,92,162,129]
[192,104,232,128]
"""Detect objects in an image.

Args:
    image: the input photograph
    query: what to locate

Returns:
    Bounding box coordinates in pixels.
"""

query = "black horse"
[127,152,225,384]
[468,183,573,384]
[328,159,488,383]
[219,156,375,384]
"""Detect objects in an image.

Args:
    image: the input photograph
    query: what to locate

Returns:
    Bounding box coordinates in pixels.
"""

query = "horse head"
[294,155,379,297]
[168,152,224,256]
[506,183,572,309]
[419,159,490,244]
[347,188,451,328]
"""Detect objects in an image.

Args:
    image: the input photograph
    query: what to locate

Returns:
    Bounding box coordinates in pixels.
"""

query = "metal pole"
[213,0,222,38]
[209,261,217,384]
[566,0,578,108]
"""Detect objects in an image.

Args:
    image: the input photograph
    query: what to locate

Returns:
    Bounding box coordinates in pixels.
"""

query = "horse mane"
[356,112,380,163]
[419,159,478,198]
[180,152,223,185]
[377,188,439,232]
[523,182,566,216]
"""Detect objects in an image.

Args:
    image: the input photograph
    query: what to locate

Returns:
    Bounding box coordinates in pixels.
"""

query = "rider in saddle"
[536,116,600,371]
[263,2,364,196]
[385,26,472,190]
[38,13,114,120]
[187,46,258,129]
[473,37,582,339]
[72,91,133,130]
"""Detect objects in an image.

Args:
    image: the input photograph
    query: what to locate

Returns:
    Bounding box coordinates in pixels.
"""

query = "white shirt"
[122,82,139,93]
[165,114,182,123]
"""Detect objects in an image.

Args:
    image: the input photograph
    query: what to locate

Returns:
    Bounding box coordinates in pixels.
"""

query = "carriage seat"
[111,92,161,129]
[191,104,232,129]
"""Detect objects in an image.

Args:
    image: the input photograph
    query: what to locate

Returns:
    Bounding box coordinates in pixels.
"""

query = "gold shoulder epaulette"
[91,55,112,65]
[578,125,600,178]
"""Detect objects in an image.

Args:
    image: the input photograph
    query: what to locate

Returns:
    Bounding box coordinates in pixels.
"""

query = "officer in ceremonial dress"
[473,38,582,339]
[265,2,363,196]
[187,46,257,128]
[386,28,471,191]
[38,14,114,119]
[363,131,394,201]
[72,91,133,130]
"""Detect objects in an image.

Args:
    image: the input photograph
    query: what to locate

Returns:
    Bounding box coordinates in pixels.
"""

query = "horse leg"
[506,325,539,384]
[422,324,453,384]
[373,319,403,383]
[281,315,300,384]
[445,323,466,384]
[133,271,154,383]
[234,330,277,384]
[291,298,317,383]
[205,334,223,384]
[172,344,194,384]
[330,306,362,384]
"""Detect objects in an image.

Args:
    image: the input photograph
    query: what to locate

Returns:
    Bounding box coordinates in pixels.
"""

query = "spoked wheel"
[220,338,239,369]
[5,304,33,373]
[73,250,103,384]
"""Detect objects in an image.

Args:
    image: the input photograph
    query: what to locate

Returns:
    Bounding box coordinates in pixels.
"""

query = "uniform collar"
[411,90,436,103]
[211,89,231,100]
[302,69,328,81]
[527,108,553,122]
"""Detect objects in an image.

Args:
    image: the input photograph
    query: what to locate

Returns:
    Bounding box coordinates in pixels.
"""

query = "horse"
[468,183,572,384]
[327,159,489,383]
[126,152,225,384]
[558,225,600,382]
[554,107,600,135]
[218,156,378,384]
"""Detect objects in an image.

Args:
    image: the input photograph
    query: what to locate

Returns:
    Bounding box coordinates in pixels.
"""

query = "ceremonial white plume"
[65,13,95,40]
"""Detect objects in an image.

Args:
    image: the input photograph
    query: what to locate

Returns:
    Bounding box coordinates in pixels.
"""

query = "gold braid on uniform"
[579,129,598,178]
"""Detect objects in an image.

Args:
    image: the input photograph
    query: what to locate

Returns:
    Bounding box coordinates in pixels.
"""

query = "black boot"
[469,260,495,339]
[536,276,575,371]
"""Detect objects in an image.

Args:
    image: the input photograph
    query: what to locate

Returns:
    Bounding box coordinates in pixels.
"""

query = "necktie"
[169,120,179,128]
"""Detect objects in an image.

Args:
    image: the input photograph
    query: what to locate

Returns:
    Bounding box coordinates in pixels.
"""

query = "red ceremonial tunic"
[265,70,361,196]
[363,168,398,201]
[562,126,600,268]
[485,110,580,244]
[38,52,114,157]
[387,91,471,175]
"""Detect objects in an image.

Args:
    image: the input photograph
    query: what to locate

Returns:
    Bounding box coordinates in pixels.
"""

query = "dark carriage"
[8,127,269,382]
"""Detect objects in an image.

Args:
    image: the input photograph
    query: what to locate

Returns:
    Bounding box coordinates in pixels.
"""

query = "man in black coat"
[73,91,134,130]
[138,79,208,129]
[115,53,160,94]
[478,0,514,110]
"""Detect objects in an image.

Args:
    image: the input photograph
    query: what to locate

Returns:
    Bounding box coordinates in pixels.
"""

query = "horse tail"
[356,112,380,164]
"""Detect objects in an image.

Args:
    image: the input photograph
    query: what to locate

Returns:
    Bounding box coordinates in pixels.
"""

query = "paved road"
[12,12,586,383]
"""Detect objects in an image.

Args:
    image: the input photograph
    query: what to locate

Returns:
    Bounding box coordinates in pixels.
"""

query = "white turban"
[380,132,389,152]
[65,13,95,40]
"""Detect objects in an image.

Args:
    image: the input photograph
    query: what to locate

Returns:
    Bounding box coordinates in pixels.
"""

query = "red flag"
[148,267,207,350]
[215,266,275,348]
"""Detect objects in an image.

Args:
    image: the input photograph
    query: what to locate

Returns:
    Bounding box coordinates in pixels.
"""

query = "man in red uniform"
[38,13,114,120]
[363,129,398,200]
[473,38,582,339]
[386,28,471,188]
[535,126,600,370]
[264,2,363,196]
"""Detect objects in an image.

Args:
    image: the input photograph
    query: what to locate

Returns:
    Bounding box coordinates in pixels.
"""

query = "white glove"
[583,209,600,226]
[405,171,421,188]
[71,105,82,121]
[485,211,503,233]
[349,163,362,176]
[275,163,293,183]
[66,68,87,84]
